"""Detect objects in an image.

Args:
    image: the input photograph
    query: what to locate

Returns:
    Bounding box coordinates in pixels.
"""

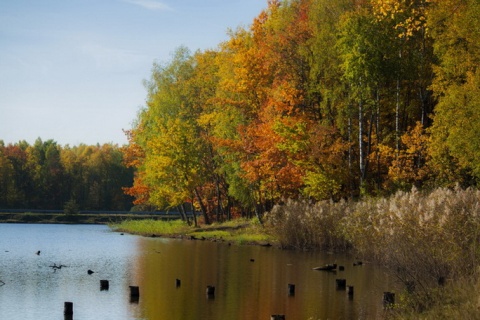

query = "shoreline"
[111,218,279,247]
[0,212,174,225]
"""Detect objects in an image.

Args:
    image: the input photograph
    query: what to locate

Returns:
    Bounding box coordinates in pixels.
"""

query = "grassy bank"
[111,217,275,245]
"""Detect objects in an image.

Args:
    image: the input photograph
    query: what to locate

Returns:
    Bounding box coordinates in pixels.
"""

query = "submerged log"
[313,263,337,271]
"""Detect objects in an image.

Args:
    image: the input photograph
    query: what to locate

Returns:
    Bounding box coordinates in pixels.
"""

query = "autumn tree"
[428,0,480,184]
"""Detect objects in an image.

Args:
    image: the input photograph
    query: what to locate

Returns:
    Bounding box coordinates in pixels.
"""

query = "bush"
[64,199,79,215]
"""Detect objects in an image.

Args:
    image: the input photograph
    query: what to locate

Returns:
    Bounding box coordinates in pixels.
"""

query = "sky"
[0,0,267,146]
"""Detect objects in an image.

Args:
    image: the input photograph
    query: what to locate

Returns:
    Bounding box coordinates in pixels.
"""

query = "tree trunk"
[215,176,222,222]
[358,98,366,188]
[396,48,402,157]
[191,202,198,227]
[194,187,210,225]
[178,204,190,225]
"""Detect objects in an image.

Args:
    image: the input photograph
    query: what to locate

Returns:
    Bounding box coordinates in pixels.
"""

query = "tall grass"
[265,199,350,250]
[265,186,480,315]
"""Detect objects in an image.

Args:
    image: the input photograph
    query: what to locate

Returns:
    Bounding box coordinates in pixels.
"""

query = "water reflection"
[131,238,396,320]
[0,224,396,320]
[0,224,138,320]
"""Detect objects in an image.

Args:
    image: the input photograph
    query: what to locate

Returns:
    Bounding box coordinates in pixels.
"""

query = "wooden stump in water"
[288,284,295,296]
[438,276,445,286]
[64,302,73,315]
[176,278,181,287]
[271,315,285,320]
[129,286,140,303]
[130,286,140,297]
[383,292,395,307]
[336,278,346,290]
[206,285,215,296]
[100,280,109,291]
[347,285,354,297]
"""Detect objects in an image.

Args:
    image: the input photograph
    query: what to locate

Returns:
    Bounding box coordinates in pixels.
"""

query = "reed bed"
[265,186,480,316]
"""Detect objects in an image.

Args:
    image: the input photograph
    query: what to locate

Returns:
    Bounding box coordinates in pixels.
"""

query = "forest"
[123,0,480,223]
[0,138,133,211]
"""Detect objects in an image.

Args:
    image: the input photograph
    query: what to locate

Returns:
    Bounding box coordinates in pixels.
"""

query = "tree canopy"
[115,0,480,221]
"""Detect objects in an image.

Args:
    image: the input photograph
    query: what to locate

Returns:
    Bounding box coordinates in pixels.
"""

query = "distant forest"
[123,0,480,222]
[0,139,133,211]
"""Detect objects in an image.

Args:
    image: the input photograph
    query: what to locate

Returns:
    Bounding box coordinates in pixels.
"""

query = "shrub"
[64,199,79,215]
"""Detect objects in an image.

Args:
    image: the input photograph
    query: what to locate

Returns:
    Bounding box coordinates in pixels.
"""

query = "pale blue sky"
[0,0,267,146]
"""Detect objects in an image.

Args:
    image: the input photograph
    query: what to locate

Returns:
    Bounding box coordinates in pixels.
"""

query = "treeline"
[0,138,134,211]
[123,0,479,222]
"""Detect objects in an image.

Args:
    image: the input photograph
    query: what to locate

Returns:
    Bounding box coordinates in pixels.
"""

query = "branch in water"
[49,263,67,272]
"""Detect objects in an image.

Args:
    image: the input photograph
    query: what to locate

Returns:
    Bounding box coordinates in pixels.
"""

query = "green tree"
[132,47,214,225]
[428,0,480,184]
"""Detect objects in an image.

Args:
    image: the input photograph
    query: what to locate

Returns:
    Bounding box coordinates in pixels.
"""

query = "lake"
[0,224,396,319]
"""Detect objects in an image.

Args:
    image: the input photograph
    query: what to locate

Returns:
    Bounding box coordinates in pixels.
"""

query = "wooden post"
[130,286,140,297]
[438,276,445,286]
[383,292,395,307]
[130,286,140,303]
[206,285,215,296]
[271,315,285,320]
[336,279,346,290]
[176,279,181,287]
[288,284,295,296]
[347,285,354,297]
[100,280,109,291]
[64,302,73,316]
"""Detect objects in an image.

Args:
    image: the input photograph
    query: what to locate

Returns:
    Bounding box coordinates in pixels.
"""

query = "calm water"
[0,224,396,320]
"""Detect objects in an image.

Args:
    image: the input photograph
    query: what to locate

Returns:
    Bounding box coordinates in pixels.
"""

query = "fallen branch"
[49,263,67,272]
[0,280,5,286]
